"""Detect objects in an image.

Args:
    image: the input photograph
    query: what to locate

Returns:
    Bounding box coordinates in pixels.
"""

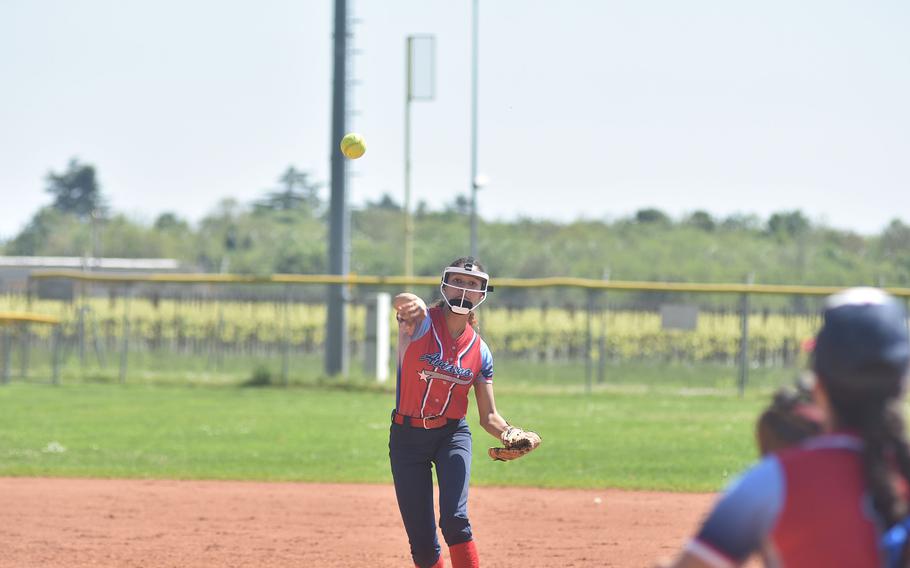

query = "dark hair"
[432,256,487,328]
[755,383,823,455]
[812,289,910,530]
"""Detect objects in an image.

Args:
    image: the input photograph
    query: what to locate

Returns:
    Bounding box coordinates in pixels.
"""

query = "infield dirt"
[0,477,742,567]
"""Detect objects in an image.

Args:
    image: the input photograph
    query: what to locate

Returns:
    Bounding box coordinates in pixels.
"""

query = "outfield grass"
[0,381,772,491]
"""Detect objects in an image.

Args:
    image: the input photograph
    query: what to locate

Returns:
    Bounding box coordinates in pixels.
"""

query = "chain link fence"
[2,272,906,393]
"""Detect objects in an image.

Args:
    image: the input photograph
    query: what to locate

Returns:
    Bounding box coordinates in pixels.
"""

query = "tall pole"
[326,0,349,376]
[404,35,435,278]
[404,37,414,279]
[469,0,479,259]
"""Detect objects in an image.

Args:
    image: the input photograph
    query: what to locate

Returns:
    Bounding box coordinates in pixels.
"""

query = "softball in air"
[340,133,366,159]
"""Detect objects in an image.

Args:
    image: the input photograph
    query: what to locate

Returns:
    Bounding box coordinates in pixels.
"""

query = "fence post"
[78,302,86,371]
[365,293,391,382]
[585,290,594,394]
[19,323,30,380]
[598,297,607,384]
[91,310,106,369]
[23,276,33,381]
[1,327,11,385]
[281,286,290,387]
[216,308,225,370]
[598,271,610,384]
[738,274,754,396]
[52,325,62,385]
[119,287,132,384]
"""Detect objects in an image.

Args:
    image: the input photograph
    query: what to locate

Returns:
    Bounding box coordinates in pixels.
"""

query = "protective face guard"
[440,264,494,315]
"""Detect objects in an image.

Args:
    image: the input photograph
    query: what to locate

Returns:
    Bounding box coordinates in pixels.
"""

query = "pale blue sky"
[2,0,908,241]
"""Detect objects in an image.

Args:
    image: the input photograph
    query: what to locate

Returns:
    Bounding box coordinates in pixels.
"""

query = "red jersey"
[690,434,882,567]
[396,306,494,419]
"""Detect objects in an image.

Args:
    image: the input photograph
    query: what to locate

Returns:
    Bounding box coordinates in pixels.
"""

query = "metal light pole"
[469,0,479,259]
[326,0,350,376]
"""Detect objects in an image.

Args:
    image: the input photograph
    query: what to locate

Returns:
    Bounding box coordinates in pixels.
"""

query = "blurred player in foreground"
[390,256,540,568]
[661,287,910,567]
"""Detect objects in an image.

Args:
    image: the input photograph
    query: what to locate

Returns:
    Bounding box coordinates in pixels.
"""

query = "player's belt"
[392,411,458,430]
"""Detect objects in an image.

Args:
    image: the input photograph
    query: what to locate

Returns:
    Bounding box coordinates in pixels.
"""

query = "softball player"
[662,287,910,568]
[390,256,539,568]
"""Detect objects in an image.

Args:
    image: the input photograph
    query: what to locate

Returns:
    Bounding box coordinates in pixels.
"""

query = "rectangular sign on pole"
[408,35,435,101]
[660,304,699,331]
[404,34,436,280]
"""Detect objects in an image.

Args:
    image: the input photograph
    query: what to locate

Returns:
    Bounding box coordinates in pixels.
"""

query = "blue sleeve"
[409,313,431,341]
[691,456,784,565]
[478,339,493,383]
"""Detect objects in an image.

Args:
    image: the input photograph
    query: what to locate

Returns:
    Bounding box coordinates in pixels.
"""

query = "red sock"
[449,540,480,568]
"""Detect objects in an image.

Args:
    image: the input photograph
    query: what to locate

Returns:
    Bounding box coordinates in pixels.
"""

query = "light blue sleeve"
[408,312,431,341]
[477,339,493,383]
[692,456,784,564]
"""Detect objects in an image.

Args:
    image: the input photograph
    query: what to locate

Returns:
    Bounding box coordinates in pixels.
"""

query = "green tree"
[154,212,189,232]
[684,210,716,231]
[254,166,322,213]
[6,207,69,255]
[45,158,105,218]
[7,208,90,256]
[720,213,762,232]
[634,208,671,225]
[767,210,810,238]
[365,193,402,212]
[444,194,472,216]
[880,219,910,260]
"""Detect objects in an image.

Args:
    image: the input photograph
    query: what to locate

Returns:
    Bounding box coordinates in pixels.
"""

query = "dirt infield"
[0,478,722,567]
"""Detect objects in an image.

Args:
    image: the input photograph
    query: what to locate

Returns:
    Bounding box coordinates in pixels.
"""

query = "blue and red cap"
[813,287,910,399]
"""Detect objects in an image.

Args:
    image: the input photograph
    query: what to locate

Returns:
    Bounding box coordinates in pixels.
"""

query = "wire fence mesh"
[0,274,862,394]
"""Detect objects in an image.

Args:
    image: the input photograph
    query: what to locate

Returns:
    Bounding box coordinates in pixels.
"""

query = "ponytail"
[832,398,910,527]
[880,403,910,568]
[853,401,910,567]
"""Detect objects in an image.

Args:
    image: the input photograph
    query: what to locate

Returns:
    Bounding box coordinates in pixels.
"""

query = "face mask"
[442,290,475,315]
[439,263,493,315]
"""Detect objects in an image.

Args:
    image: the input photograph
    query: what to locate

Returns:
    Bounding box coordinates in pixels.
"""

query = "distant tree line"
[4,158,910,294]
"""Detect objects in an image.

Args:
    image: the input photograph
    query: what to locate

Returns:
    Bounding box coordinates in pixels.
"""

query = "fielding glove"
[488,425,541,461]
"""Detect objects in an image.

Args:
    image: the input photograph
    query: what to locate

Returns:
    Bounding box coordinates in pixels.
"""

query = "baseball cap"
[813,287,910,398]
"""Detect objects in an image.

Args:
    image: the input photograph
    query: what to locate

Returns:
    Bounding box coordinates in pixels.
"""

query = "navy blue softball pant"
[389,416,473,568]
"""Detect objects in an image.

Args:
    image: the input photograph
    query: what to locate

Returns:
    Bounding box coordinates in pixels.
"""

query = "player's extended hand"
[488,425,541,461]
[393,294,427,336]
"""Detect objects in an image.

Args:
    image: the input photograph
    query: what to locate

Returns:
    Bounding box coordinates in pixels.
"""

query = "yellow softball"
[340,133,366,159]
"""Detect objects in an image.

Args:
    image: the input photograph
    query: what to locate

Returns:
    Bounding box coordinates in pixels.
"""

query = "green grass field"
[0,376,775,491]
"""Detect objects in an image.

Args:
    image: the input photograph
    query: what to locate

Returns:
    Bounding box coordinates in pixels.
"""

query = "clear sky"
[2,0,908,241]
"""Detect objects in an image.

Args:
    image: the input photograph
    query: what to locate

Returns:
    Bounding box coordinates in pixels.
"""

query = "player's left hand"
[488,425,541,461]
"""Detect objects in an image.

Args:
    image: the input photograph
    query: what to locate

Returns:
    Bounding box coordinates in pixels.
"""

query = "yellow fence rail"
[0,312,61,325]
[27,270,910,298]
[0,311,60,385]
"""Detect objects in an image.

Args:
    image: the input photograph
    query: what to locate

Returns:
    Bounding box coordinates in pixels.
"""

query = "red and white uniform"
[687,433,883,567]
[395,306,494,419]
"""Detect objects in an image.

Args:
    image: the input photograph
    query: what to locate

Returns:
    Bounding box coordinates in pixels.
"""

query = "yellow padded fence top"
[26,269,910,298]
[0,312,61,325]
